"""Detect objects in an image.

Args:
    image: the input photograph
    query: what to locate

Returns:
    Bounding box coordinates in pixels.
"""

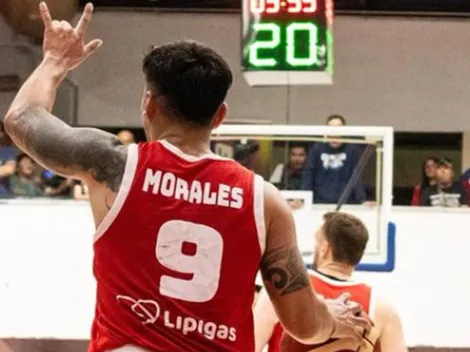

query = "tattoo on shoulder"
[260,246,310,296]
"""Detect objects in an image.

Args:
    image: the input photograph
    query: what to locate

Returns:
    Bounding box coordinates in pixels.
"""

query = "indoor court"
[2,0,470,351]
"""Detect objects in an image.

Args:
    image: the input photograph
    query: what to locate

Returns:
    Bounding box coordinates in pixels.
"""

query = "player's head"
[233,140,260,171]
[313,212,369,271]
[141,40,233,140]
[436,157,454,185]
[117,130,135,145]
[325,114,346,149]
[17,154,36,177]
[422,156,438,187]
[289,144,307,170]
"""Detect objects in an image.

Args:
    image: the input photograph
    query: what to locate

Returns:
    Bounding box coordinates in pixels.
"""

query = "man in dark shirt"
[270,144,307,190]
[420,157,468,207]
[233,140,260,172]
[301,115,366,204]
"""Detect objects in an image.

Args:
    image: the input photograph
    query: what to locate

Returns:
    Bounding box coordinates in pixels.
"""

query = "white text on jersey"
[116,295,237,343]
[142,169,244,209]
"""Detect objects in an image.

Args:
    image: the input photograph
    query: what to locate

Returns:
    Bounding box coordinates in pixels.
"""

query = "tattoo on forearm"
[5,106,127,192]
[260,246,310,296]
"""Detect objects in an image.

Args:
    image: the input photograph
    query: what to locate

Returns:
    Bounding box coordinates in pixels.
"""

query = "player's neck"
[155,127,212,157]
[316,262,353,281]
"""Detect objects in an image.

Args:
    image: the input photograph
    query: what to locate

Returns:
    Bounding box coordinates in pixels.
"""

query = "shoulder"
[461,168,470,180]
[8,175,19,184]
[307,143,323,154]
[421,185,435,194]
[263,181,289,216]
[452,181,466,190]
[374,296,402,331]
[345,143,362,153]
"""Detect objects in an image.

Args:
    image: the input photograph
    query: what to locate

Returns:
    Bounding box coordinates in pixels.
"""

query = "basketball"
[279,334,362,352]
[1,0,77,41]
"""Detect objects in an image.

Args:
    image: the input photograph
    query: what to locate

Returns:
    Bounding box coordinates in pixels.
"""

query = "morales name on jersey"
[143,168,243,209]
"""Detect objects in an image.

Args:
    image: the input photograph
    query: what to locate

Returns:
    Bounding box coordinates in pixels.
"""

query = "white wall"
[1,200,470,347]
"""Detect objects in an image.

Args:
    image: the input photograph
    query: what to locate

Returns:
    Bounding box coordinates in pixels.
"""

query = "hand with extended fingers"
[326,292,373,342]
[39,1,102,70]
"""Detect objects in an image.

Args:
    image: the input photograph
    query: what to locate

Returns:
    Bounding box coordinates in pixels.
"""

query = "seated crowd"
[0,127,135,200]
[1,117,469,207]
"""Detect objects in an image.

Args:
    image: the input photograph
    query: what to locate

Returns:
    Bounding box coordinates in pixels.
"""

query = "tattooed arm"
[2,56,126,191]
[260,182,336,345]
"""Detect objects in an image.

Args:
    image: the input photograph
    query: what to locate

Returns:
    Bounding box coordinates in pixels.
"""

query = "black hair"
[16,153,31,163]
[420,156,439,189]
[326,114,346,125]
[233,141,259,165]
[437,157,452,167]
[289,143,308,152]
[143,40,233,127]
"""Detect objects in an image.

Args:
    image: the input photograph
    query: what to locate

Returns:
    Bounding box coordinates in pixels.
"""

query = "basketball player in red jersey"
[254,212,407,352]
[3,3,371,352]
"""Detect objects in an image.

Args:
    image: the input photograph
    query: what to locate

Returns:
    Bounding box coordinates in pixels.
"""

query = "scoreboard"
[241,0,334,86]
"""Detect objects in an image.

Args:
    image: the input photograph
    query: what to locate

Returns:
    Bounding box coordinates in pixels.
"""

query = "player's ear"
[320,241,330,259]
[211,102,228,129]
[142,90,157,121]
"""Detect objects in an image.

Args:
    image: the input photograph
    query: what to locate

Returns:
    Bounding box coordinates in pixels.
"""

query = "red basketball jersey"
[267,270,375,352]
[89,141,266,352]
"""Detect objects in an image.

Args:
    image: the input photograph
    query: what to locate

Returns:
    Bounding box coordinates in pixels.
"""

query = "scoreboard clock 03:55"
[241,0,334,86]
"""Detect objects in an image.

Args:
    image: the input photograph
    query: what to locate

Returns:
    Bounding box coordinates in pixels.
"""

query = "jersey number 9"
[156,220,224,303]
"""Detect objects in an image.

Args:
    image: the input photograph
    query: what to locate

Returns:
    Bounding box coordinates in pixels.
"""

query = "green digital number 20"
[249,22,318,68]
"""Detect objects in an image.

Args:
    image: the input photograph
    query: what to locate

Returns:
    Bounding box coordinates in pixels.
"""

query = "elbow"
[3,105,40,133]
[3,108,23,134]
[286,303,334,345]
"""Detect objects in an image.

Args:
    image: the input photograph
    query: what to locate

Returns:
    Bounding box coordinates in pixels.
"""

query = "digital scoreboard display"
[242,0,334,86]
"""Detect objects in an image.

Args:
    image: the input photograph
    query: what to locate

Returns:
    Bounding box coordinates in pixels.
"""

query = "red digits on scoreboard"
[250,0,264,14]
[250,0,317,14]
[287,0,301,13]
[266,0,280,13]
[287,0,317,13]
[303,0,317,13]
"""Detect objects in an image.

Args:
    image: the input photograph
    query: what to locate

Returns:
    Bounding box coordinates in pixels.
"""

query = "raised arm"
[4,106,126,189]
[1,3,126,190]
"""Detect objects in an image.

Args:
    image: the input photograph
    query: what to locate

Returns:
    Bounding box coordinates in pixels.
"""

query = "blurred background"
[2,0,470,206]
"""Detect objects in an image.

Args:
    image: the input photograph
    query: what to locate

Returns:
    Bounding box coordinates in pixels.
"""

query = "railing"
[0,43,79,126]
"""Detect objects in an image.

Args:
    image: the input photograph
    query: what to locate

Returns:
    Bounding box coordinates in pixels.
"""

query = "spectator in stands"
[420,157,467,207]
[0,124,17,197]
[270,144,307,190]
[459,166,470,205]
[233,140,259,171]
[117,129,135,145]
[42,170,73,198]
[73,181,89,200]
[301,115,366,204]
[411,157,438,206]
[8,154,43,198]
